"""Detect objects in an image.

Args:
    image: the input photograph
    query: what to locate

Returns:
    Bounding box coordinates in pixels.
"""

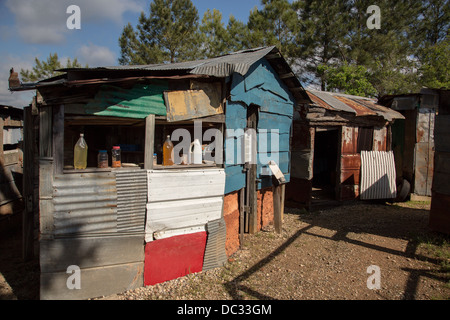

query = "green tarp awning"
[84,81,168,119]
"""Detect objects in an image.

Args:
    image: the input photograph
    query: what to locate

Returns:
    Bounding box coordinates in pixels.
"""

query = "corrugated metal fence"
[360,151,397,200]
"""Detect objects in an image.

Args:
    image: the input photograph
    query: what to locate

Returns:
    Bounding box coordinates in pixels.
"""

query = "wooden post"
[239,187,245,247]
[248,163,258,234]
[144,114,155,170]
[39,106,52,158]
[39,105,54,238]
[52,105,64,175]
[22,106,34,261]
[273,184,282,234]
[280,183,285,222]
[247,107,258,234]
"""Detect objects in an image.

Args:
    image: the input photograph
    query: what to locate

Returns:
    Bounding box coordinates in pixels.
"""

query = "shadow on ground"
[224,201,449,300]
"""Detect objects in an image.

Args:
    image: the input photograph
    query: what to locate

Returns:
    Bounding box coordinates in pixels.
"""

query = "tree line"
[119,0,449,98]
[21,0,448,98]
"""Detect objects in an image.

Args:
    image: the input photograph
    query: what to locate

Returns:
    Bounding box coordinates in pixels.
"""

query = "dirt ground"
[1,200,449,300]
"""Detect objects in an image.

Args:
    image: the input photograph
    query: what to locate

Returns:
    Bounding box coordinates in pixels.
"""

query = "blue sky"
[0,0,264,107]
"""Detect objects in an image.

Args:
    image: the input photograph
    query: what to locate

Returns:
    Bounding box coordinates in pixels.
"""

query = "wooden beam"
[144,114,155,170]
[22,106,34,261]
[39,106,52,158]
[52,105,64,175]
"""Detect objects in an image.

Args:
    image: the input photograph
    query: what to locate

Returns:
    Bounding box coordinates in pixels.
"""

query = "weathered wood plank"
[273,185,282,234]
[39,106,52,158]
[144,114,155,170]
[52,105,64,175]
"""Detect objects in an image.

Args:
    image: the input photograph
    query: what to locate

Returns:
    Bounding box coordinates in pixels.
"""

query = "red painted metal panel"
[144,232,207,286]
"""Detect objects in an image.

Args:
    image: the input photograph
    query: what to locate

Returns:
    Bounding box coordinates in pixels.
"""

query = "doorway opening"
[312,128,339,206]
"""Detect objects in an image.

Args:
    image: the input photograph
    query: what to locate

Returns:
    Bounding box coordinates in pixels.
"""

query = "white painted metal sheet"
[145,168,226,242]
[360,151,397,200]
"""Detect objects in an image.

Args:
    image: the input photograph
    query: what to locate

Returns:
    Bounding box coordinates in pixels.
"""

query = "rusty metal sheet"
[164,83,223,122]
[340,154,361,186]
[354,98,405,121]
[309,90,356,113]
[341,126,358,154]
[414,142,434,196]
[334,96,377,116]
[416,108,435,143]
[373,127,387,151]
[307,92,334,110]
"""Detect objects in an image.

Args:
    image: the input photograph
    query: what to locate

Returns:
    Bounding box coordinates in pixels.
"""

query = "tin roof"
[9,46,310,104]
[307,90,404,122]
[60,46,276,77]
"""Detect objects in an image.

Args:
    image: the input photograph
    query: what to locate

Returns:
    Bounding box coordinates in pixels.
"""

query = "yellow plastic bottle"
[74,133,88,169]
[163,135,174,166]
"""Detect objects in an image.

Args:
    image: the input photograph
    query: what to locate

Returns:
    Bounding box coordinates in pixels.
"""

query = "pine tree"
[198,11,252,59]
[20,53,85,82]
[199,9,229,58]
[225,15,251,53]
[414,0,449,89]
[293,0,350,90]
[247,0,299,60]
[118,0,200,65]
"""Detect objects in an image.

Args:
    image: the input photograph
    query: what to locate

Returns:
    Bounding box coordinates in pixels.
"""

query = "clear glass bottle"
[112,146,121,168]
[74,133,88,169]
[97,150,108,168]
[163,135,174,166]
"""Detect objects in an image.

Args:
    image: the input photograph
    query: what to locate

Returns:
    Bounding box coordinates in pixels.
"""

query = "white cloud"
[77,44,116,67]
[5,0,144,44]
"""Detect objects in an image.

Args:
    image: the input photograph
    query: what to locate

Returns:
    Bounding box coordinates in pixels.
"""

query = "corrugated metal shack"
[429,89,450,235]
[286,90,404,209]
[0,104,24,233]
[10,46,309,299]
[378,89,439,199]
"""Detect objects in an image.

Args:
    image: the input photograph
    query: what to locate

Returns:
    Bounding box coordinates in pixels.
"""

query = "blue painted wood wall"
[224,59,295,194]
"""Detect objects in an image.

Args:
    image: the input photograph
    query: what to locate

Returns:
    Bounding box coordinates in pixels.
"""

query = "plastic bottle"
[153,153,158,166]
[112,146,121,168]
[189,138,202,165]
[97,150,108,168]
[163,135,174,166]
[74,133,88,169]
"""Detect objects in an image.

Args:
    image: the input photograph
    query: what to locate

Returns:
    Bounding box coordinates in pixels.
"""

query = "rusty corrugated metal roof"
[306,90,404,121]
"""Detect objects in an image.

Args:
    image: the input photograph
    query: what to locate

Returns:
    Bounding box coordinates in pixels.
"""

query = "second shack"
[287,90,404,210]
